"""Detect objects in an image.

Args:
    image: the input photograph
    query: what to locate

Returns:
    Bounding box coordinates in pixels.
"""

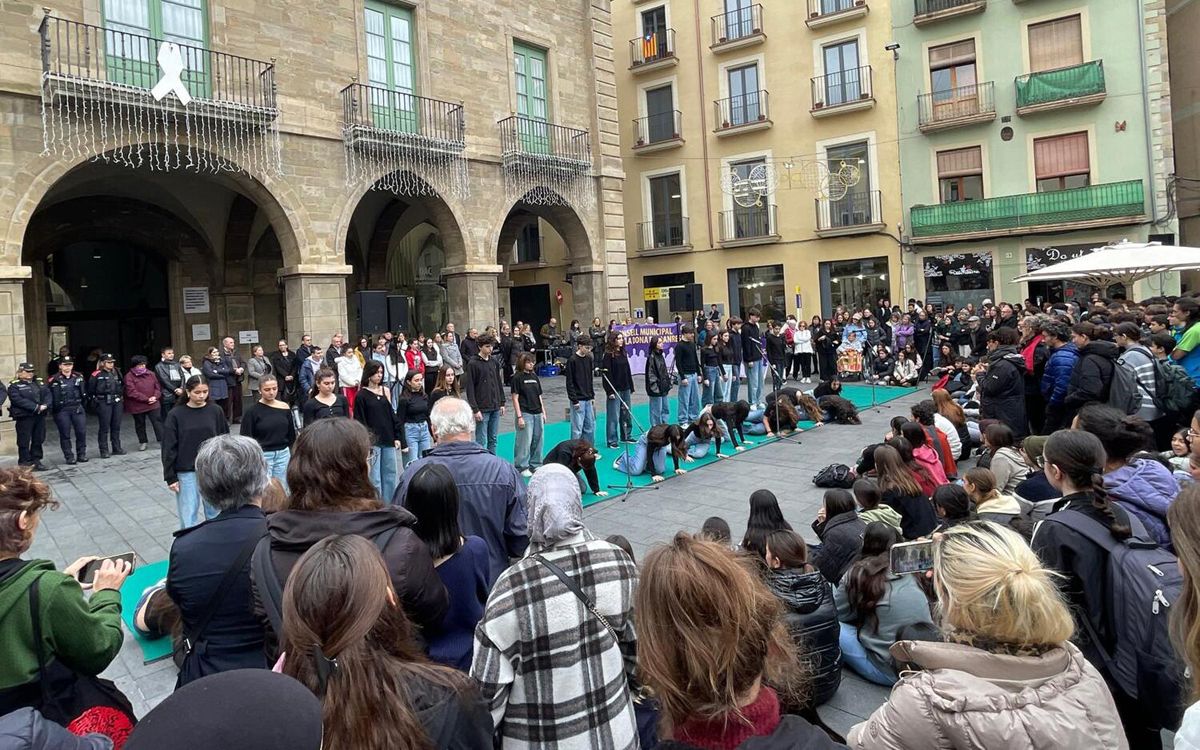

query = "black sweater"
[765,332,787,363]
[544,439,600,494]
[301,394,349,426]
[600,352,634,393]
[674,341,700,375]
[464,355,504,412]
[162,403,229,483]
[742,321,764,361]
[396,390,432,447]
[239,402,295,451]
[564,353,595,403]
[354,388,400,446]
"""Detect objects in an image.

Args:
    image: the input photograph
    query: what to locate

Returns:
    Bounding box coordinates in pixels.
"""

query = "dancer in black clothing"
[613,423,690,481]
[397,369,433,467]
[601,331,635,448]
[239,374,296,489]
[709,400,752,449]
[300,367,349,426]
[763,396,802,436]
[544,438,608,498]
[683,412,725,459]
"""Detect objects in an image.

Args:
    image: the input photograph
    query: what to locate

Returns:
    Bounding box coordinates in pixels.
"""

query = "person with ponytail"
[1169,484,1200,747]
[848,521,1125,749]
[964,466,1031,538]
[281,535,491,749]
[874,443,937,539]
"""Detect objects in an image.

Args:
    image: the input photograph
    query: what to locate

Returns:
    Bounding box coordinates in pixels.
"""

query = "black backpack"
[1054,509,1186,730]
[812,464,854,489]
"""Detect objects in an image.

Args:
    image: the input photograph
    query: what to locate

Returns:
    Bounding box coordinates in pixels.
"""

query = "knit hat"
[1022,435,1048,466]
[125,670,322,750]
[526,463,586,550]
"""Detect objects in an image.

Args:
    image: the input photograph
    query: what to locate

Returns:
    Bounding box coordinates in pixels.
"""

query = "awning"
[1011,240,1200,290]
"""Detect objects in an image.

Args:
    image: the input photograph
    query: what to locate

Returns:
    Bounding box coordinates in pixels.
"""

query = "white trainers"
[139,443,148,451]
[521,469,532,478]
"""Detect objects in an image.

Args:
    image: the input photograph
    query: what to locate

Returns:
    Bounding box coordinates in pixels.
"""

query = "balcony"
[632,111,684,154]
[816,191,884,237]
[913,0,986,26]
[1015,60,1106,115]
[806,0,869,28]
[810,66,874,117]
[341,83,465,159]
[918,82,996,132]
[908,179,1145,242]
[711,5,765,53]
[630,30,677,73]
[498,116,591,174]
[39,14,277,126]
[714,90,772,136]
[637,218,691,255]
[718,204,780,247]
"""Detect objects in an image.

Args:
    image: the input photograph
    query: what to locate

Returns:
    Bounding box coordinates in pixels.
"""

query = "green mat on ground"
[119,559,173,664]
[496,383,917,507]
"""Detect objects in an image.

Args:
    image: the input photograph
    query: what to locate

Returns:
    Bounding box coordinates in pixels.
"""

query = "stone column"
[279,265,353,347]
[444,265,502,332]
[570,266,605,324]
[0,266,33,456]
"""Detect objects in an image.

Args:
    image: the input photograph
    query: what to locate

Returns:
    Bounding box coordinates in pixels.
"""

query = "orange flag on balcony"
[643,32,658,60]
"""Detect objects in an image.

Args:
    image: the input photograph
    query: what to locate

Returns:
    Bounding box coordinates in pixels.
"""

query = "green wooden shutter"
[513,42,549,153]
[103,0,209,96]
[364,0,416,133]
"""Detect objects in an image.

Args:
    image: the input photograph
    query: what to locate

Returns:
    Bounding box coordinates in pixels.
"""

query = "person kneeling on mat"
[709,400,752,450]
[684,412,727,459]
[544,438,609,499]
[613,424,690,482]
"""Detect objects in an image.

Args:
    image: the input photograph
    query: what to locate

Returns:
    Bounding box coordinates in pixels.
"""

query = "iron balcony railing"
[1015,60,1106,109]
[807,0,866,19]
[711,4,764,46]
[633,110,682,147]
[714,90,770,130]
[918,81,995,127]
[638,217,690,251]
[498,115,591,170]
[630,29,676,67]
[39,14,276,115]
[341,83,465,153]
[816,190,882,231]
[811,65,873,109]
[915,0,983,16]
[909,179,1144,238]
[719,204,778,242]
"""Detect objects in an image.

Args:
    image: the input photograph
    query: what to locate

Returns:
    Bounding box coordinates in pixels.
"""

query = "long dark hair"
[433,365,460,397]
[402,464,462,560]
[823,488,857,518]
[874,444,922,496]
[742,489,793,558]
[310,367,337,399]
[648,424,687,461]
[1075,404,1154,463]
[287,419,379,512]
[361,360,383,389]
[605,331,626,358]
[691,413,718,440]
[766,396,800,432]
[932,484,972,522]
[1043,429,1131,539]
[569,439,599,471]
[765,529,808,569]
[843,522,903,633]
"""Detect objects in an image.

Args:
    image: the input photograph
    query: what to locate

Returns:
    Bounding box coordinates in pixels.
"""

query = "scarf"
[673,686,782,750]
[526,464,586,548]
[1021,334,1043,373]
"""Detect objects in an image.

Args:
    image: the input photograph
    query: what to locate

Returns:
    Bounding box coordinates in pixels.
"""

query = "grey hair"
[195,434,270,512]
[430,397,475,438]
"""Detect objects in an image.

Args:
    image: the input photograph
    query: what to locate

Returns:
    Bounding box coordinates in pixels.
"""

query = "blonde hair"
[933,521,1074,648]
[1170,484,1200,700]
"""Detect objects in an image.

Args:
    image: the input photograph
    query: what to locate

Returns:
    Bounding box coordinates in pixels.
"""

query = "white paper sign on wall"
[239,331,260,345]
[192,324,212,341]
[183,287,210,315]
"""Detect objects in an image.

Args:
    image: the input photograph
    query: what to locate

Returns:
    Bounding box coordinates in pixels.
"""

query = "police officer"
[9,363,47,470]
[88,352,125,458]
[49,357,88,464]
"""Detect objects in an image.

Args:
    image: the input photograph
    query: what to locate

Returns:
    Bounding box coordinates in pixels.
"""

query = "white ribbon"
[150,42,193,106]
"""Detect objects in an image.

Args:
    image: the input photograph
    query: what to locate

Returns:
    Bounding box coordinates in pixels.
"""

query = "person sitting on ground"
[873,444,937,539]
[613,423,691,482]
[280,535,492,749]
[636,533,842,749]
[1165,427,1192,472]
[762,530,842,711]
[741,489,794,560]
[472,464,641,750]
[980,423,1029,495]
[835,522,936,687]
[890,351,919,387]
[964,466,1032,538]
[543,438,609,499]
[900,421,949,488]
[847,521,1126,749]
[910,400,958,477]
[931,388,973,462]
[1012,434,1062,506]
[808,488,866,586]
[853,478,902,534]
[813,378,842,399]
[698,516,733,547]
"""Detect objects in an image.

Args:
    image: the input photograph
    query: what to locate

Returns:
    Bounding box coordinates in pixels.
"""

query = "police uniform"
[88,355,125,457]
[9,364,48,469]
[49,360,88,464]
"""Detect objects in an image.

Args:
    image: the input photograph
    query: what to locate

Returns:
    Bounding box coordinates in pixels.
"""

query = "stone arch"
[489,193,599,269]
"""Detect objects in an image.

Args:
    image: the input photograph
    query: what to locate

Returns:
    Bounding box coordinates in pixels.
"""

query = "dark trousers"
[796,353,814,378]
[768,359,784,391]
[1025,391,1045,435]
[1042,402,1066,434]
[159,396,176,422]
[15,415,45,465]
[231,386,244,422]
[96,400,123,453]
[53,406,87,460]
[133,410,163,444]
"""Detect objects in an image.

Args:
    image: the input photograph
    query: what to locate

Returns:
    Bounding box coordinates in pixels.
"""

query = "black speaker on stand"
[354,290,389,335]
[668,283,704,314]
[387,295,411,334]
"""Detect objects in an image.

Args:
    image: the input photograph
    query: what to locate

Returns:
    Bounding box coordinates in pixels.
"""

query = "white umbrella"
[1011,240,1200,291]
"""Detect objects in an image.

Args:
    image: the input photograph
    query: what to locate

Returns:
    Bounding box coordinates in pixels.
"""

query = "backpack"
[1154,357,1197,415]
[1106,358,1142,415]
[812,463,855,489]
[1054,509,1186,730]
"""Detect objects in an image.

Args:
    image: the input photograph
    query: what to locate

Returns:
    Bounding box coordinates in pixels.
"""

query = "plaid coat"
[471,533,640,750]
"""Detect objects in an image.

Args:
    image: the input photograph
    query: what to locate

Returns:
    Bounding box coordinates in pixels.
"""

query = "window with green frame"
[103,0,210,97]
[513,41,549,154]
[364,0,417,134]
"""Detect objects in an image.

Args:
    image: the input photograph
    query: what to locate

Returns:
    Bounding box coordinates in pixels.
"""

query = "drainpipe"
[693,0,714,246]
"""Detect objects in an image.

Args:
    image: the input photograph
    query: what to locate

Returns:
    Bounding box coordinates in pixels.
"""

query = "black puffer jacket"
[765,568,841,709]
[809,511,865,585]
[1064,340,1120,411]
[978,345,1027,437]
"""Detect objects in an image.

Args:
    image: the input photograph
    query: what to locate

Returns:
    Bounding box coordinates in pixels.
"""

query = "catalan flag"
[642,32,658,60]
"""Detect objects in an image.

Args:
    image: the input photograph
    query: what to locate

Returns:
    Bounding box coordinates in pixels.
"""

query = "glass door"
[649,173,684,247]
[514,42,549,153]
[826,141,870,226]
[365,0,416,133]
[731,159,769,238]
[104,0,209,96]
[727,64,760,126]
[645,85,674,143]
[640,6,668,61]
[823,39,860,106]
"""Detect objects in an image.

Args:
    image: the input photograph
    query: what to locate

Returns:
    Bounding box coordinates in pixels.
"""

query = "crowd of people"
[5,291,1200,748]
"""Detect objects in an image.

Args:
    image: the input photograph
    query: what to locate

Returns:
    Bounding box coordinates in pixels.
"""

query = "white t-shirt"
[1175,702,1200,750]
[933,412,962,456]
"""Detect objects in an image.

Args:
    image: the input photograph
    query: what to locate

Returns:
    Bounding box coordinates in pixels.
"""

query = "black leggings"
[133,410,163,444]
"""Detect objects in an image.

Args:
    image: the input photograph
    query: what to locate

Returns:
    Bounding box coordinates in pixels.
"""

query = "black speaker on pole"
[668,283,704,312]
[354,290,389,335]
[387,295,411,334]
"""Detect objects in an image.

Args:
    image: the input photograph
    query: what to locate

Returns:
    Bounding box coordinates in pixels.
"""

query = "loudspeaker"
[387,295,411,334]
[354,290,389,335]
[668,283,704,312]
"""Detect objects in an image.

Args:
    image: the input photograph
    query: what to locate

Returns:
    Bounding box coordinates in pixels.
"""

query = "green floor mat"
[496,383,917,507]
[119,559,174,664]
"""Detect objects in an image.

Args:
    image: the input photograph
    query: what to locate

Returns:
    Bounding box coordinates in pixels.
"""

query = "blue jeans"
[729,362,742,402]
[176,471,214,529]
[746,360,764,407]
[369,445,399,501]
[614,433,669,476]
[649,395,669,427]
[402,421,433,467]
[514,412,545,471]
[605,390,632,446]
[262,448,290,493]
[746,407,767,435]
[703,366,720,407]
[570,400,596,446]
[677,374,700,423]
[387,381,400,411]
[475,409,501,454]
[685,431,713,459]
[838,622,897,686]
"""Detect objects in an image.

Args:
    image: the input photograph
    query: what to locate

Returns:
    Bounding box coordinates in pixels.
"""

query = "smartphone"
[78,552,137,585]
[889,540,935,575]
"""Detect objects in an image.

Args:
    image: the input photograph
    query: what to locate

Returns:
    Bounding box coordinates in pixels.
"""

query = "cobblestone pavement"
[17,377,923,734]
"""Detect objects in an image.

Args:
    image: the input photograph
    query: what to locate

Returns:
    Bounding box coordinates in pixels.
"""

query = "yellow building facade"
[615,0,903,323]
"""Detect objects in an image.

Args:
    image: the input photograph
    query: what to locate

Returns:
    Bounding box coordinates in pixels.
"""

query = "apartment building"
[614,0,905,323]
[894,0,1176,308]
[1168,0,1200,269]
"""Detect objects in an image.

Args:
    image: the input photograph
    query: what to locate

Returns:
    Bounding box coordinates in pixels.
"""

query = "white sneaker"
[139,443,148,451]
[521,469,532,478]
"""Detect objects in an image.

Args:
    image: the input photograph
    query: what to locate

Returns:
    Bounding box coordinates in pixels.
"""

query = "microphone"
[594,367,609,373]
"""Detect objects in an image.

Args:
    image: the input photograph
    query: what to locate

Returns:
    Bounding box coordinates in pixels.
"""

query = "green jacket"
[0,559,123,691]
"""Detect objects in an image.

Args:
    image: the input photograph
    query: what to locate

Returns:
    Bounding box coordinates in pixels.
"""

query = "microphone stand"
[599,368,658,502]
[766,360,804,445]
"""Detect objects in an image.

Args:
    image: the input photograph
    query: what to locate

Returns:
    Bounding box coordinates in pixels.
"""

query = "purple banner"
[614,323,681,375]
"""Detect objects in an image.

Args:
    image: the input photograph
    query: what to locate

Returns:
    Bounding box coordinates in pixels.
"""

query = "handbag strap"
[27,572,56,714]
[532,553,620,644]
[183,530,267,654]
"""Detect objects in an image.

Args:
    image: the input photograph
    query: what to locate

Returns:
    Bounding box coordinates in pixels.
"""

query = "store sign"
[923,252,992,278]
[1025,244,1103,272]
[643,286,670,301]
